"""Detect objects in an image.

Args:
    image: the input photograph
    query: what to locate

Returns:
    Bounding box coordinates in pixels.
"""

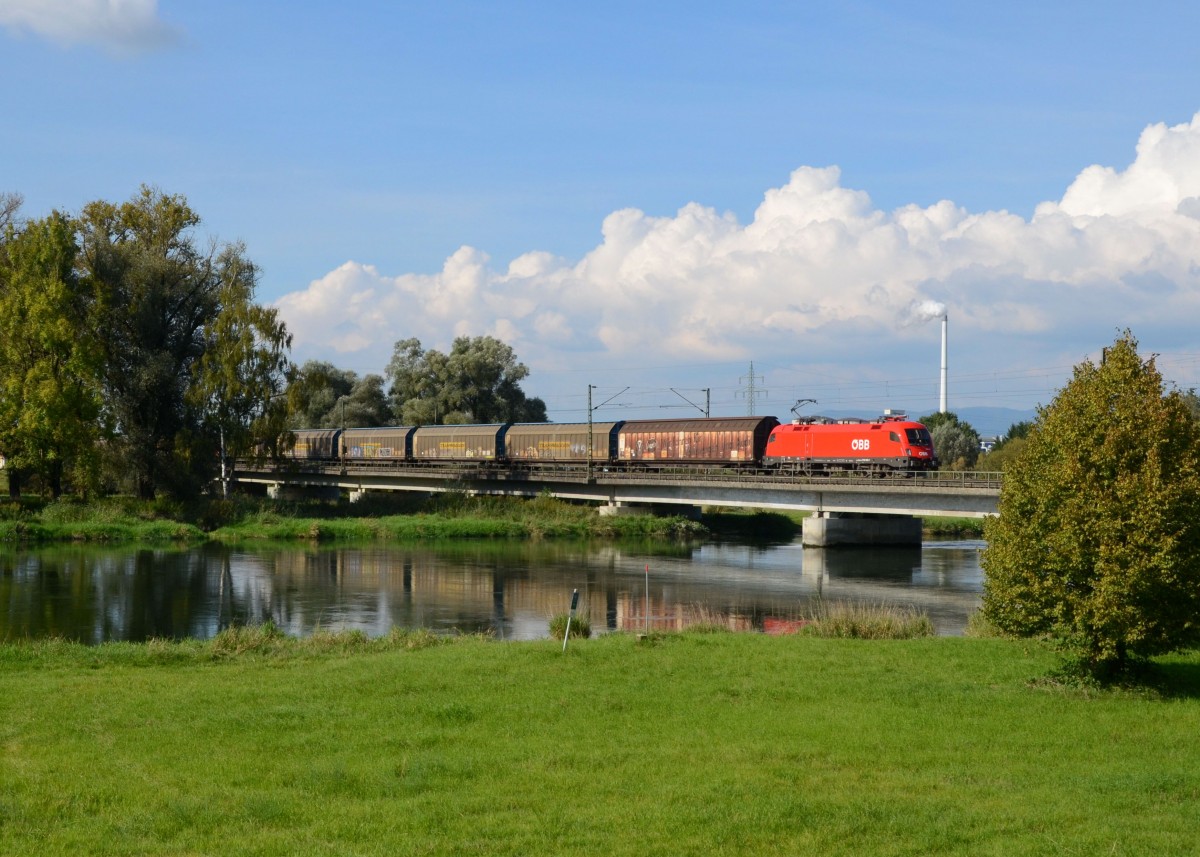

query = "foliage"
[286,360,392,429]
[996,419,1034,448]
[76,186,291,499]
[189,243,294,480]
[978,435,1028,471]
[0,213,104,497]
[981,331,1200,677]
[1179,389,1200,421]
[918,410,981,469]
[385,335,547,424]
[0,190,21,235]
[920,516,985,538]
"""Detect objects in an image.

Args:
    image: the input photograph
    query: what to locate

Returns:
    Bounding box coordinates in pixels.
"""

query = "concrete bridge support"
[597,501,701,520]
[802,512,922,547]
[267,482,341,502]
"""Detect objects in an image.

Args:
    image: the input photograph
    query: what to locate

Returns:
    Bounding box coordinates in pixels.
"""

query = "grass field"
[2,631,1198,855]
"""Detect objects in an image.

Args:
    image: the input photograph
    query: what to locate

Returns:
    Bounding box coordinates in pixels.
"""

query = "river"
[0,539,985,643]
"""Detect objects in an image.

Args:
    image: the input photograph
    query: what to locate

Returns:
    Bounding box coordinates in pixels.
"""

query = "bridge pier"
[597,501,700,520]
[267,482,341,502]
[802,512,922,547]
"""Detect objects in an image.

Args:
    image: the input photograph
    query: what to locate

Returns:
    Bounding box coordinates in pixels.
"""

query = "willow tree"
[981,331,1200,677]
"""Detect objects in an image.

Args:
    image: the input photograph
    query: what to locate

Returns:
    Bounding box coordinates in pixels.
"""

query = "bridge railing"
[237,457,1003,492]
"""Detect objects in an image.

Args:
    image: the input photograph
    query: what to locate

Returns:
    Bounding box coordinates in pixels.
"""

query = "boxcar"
[285,428,341,460]
[411,424,507,461]
[616,417,780,465]
[504,421,623,463]
[341,426,417,461]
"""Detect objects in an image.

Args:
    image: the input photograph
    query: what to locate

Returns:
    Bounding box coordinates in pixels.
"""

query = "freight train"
[283,412,937,474]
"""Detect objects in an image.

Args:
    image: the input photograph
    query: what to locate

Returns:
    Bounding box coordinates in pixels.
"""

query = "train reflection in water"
[0,540,984,643]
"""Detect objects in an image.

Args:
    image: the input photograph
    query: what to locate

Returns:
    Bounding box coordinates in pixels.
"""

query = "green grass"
[2,632,1199,855]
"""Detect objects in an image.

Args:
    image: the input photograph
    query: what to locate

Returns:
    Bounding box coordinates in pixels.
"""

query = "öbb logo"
[850,438,871,451]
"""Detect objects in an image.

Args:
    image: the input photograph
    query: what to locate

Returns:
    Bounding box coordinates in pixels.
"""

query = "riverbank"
[0,494,984,544]
[1,631,1196,855]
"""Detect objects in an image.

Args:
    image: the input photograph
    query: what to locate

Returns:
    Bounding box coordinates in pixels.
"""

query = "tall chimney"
[939,313,948,413]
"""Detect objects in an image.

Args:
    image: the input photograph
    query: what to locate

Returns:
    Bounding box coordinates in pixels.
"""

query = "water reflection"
[0,539,985,644]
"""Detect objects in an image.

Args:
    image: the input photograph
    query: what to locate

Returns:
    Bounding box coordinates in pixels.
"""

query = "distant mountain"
[948,407,1039,439]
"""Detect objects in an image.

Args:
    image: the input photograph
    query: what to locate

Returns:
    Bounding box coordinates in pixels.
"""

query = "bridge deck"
[235,462,1001,518]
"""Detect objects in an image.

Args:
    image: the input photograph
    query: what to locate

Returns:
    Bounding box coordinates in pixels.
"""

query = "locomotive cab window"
[889,431,900,443]
[906,428,932,445]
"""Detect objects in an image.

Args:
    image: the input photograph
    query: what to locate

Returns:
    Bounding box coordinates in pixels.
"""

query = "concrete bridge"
[234,461,1001,546]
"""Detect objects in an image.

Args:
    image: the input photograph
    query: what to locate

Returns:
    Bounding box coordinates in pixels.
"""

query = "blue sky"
[4,1,1200,432]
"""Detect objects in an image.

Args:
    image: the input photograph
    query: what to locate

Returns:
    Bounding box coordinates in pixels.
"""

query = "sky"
[4,1,1200,434]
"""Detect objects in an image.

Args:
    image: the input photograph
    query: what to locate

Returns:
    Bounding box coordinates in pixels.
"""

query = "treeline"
[0,188,547,501]
[286,335,546,431]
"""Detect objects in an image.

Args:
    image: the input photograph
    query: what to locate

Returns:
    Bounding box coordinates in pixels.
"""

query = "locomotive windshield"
[905,428,933,446]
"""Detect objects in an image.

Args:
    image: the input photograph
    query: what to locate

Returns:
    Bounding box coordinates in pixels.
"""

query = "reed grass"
[548,613,592,639]
[802,599,936,639]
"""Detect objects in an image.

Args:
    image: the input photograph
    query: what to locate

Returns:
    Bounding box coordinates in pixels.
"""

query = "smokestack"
[939,313,948,413]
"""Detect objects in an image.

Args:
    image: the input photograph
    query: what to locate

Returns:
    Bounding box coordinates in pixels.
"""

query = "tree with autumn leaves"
[981,331,1200,678]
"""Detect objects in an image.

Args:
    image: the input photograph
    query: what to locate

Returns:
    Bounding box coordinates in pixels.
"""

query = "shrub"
[981,331,1200,678]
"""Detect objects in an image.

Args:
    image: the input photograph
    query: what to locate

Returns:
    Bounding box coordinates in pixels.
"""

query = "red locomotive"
[763,411,937,472]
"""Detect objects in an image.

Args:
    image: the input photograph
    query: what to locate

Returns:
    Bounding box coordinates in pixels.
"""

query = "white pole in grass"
[562,589,580,653]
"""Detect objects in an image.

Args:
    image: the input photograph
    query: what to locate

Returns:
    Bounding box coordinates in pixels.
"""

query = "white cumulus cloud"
[277,112,1200,416]
[0,0,178,54]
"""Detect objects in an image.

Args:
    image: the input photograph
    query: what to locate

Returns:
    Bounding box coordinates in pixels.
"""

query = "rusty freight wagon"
[411,424,506,461]
[340,426,417,461]
[504,421,623,463]
[616,417,780,466]
[285,428,342,460]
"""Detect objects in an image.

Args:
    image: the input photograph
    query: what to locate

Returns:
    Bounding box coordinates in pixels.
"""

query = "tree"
[1180,390,1200,422]
[918,411,981,469]
[980,420,1034,471]
[0,213,104,497]
[0,192,22,236]
[981,331,1200,677]
[77,186,287,499]
[386,335,547,425]
[979,436,1027,472]
[189,243,294,491]
[286,361,391,429]
[335,374,391,428]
